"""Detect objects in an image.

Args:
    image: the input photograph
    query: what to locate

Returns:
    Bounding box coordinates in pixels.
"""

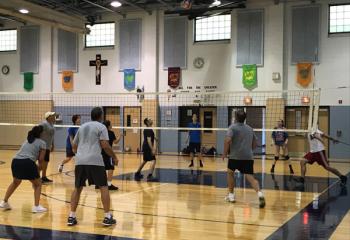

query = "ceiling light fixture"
[210,0,221,8]
[19,9,29,14]
[110,1,122,7]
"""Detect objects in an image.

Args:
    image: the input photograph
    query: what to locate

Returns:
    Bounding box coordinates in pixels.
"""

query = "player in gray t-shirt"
[68,107,118,227]
[222,110,265,208]
[40,112,56,183]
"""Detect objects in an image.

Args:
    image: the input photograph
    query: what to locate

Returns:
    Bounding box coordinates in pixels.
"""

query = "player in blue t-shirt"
[187,114,203,168]
[270,119,293,174]
[58,115,81,173]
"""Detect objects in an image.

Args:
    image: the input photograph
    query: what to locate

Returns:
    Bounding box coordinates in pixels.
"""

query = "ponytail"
[27,125,44,144]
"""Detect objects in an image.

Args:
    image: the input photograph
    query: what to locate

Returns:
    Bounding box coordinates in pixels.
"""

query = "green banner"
[24,72,33,91]
[242,64,257,89]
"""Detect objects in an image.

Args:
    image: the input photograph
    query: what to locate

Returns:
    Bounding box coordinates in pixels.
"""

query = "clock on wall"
[193,57,205,69]
[1,65,10,75]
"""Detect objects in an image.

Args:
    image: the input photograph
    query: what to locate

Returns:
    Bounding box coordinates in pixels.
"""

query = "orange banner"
[297,63,312,88]
[62,71,73,91]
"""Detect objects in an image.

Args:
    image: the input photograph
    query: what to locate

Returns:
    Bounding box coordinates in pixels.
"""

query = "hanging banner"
[168,67,181,89]
[23,72,33,91]
[62,71,73,91]
[297,63,312,88]
[242,64,257,89]
[124,69,136,91]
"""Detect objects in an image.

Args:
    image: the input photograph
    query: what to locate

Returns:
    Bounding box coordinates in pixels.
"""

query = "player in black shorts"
[98,120,121,190]
[135,118,157,181]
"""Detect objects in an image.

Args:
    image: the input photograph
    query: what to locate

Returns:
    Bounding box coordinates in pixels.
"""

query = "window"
[329,4,350,34]
[194,14,231,42]
[85,22,115,47]
[0,29,17,51]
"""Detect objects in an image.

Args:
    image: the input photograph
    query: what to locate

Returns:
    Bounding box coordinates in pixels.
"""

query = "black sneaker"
[42,177,53,183]
[199,161,203,168]
[102,216,117,226]
[259,196,266,208]
[188,161,194,167]
[67,217,78,226]
[270,165,275,173]
[134,172,143,181]
[108,185,119,190]
[340,175,347,185]
[289,165,294,174]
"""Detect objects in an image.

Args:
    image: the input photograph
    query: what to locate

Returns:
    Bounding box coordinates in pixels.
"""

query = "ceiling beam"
[118,0,152,15]
[156,0,175,10]
[80,0,125,17]
[0,7,88,34]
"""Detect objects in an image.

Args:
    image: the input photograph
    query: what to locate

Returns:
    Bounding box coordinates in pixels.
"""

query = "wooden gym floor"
[0,150,349,239]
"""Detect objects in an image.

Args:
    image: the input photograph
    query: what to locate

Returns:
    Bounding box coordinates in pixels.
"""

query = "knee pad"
[274,156,279,161]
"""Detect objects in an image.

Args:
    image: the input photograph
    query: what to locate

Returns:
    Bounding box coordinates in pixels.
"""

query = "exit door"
[123,107,141,152]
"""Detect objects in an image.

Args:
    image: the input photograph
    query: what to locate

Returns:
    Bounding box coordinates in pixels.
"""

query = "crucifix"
[89,54,108,85]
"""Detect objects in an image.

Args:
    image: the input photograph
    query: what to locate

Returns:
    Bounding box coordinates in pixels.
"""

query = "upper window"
[194,14,231,42]
[85,22,115,47]
[0,29,17,52]
[329,4,350,34]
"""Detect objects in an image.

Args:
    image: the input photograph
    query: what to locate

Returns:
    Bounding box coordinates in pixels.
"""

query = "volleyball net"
[0,89,320,153]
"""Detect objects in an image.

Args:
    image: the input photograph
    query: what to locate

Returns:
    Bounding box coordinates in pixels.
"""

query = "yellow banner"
[62,71,73,91]
[297,63,312,88]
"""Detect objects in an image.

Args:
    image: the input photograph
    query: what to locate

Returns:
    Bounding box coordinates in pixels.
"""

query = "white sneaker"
[32,205,47,213]
[58,164,64,173]
[0,200,11,210]
[225,193,235,203]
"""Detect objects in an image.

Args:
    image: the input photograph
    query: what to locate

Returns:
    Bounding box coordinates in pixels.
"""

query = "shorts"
[103,155,115,170]
[66,147,75,158]
[74,165,107,188]
[228,159,254,174]
[143,149,156,162]
[274,141,285,147]
[189,142,201,154]
[11,158,40,180]
[44,150,50,162]
[304,150,328,167]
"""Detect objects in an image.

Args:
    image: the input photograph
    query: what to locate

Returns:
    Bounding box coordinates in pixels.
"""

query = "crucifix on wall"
[89,54,108,85]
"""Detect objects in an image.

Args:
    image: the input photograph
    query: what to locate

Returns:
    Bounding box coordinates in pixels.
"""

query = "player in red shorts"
[299,127,347,185]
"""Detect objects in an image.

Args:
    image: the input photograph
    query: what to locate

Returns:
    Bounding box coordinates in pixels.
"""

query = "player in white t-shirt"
[299,127,347,185]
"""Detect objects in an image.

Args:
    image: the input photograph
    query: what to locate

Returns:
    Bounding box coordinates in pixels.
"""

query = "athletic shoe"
[188,161,194,167]
[67,217,78,226]
[41,177,53,183]
[58,164,64,173]
[108,185,119,191]
[340,175,347,185]
[270,165,275,173]
[134,172,143,181]
[102,216,117,226]
[289,165,294,174]
[0,201,11,210]
[199,160,203,168]
[225,193,235,203]
[259,196,266,208]
[32,205,47,213]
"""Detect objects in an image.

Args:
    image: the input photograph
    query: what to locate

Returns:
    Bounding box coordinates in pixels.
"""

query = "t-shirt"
[66,127,79,149]
[73,121,109,166]
[142,129,155,151]
[226,122,257,160]
[102,130,116,159]
[272,128,288,145]
[188,122,201,143]
[308,129,325,153]
[40,120,55,149]
[14,138,46,162]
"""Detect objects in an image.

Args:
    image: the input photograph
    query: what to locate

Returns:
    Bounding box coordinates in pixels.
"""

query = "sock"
[69,212,76,218]
[107,181,112,186]
[229,192,234,197]
[258,191,264,198]
[104,212,112,218]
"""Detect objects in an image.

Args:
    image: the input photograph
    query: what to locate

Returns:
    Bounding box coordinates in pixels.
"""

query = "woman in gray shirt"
[0,125,47,213]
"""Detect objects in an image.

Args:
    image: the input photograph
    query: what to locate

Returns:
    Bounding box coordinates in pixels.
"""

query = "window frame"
[84,21,116,48]
[193,14,232,43]
[328,3,350,35]
[0,28,18,52]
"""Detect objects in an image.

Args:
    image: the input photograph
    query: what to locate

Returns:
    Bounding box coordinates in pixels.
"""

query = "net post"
[307,89,315,133]
[311,89,321,132]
